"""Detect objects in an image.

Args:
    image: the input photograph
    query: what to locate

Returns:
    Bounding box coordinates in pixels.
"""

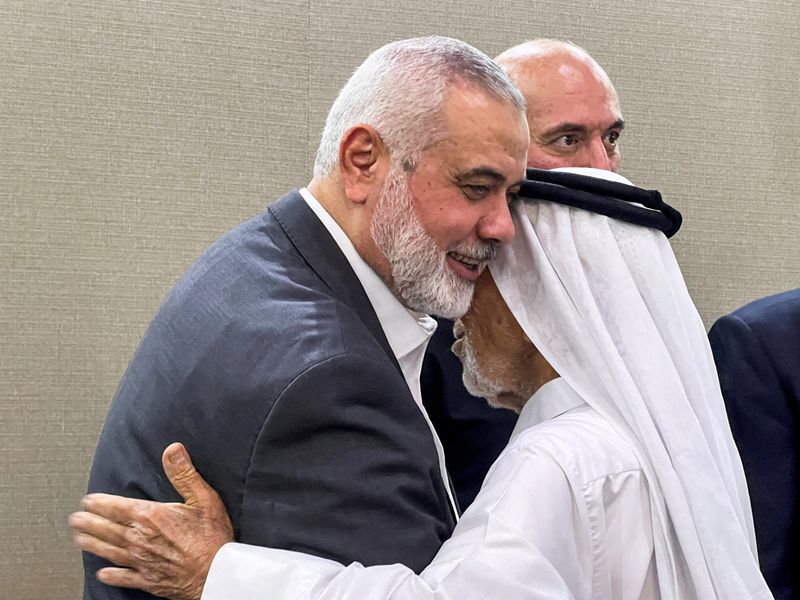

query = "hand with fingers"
[70,443,235,600]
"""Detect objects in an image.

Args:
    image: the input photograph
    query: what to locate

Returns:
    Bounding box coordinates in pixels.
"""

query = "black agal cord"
[519,169,683,238]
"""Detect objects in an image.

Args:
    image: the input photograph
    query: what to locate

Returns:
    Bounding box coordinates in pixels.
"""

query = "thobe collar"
[511,377,585,440]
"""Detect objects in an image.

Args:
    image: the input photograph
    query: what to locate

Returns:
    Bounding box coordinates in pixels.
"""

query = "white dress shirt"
[202,377,658,600]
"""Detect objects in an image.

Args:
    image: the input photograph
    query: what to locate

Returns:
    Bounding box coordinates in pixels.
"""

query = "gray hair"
[313,36,525,178]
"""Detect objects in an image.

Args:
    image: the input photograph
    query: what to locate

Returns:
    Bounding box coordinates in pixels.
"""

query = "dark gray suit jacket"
[84,191,456,599]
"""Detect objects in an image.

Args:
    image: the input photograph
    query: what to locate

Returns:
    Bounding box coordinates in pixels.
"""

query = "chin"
[462,372,503,408]
[483,396,506,409]
[487,394,524,413]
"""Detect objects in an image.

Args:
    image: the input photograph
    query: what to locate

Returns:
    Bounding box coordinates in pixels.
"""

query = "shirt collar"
[511,377,585,439]
[299,187,436,362]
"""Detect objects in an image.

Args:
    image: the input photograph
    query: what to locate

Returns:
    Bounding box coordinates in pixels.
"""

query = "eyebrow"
[609,119,626,132]
[456,167,506,182]
[540,119,626,138]
[454,167,525,188]
[455,168,525,189]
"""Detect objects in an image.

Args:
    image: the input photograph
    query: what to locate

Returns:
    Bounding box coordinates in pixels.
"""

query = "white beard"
[370,166,495,319]
[455,335,505,407]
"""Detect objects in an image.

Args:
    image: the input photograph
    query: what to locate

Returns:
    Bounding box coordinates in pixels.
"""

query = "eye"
[605,130,621,146]
[553,134,579,148]
[463,184,491,200]
[506,189,520,204]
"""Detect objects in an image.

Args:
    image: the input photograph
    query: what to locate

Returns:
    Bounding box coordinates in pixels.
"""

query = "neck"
[511,355,560,413]
[307,175,393,286]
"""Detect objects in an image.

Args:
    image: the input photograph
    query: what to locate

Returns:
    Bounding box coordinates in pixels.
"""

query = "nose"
[453,319,465,339]
[477,194,515,244]
[582,137,613,171]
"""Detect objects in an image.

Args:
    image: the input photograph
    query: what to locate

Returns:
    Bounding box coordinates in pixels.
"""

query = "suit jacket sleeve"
[237,352,454,574]
[709,314,798,600]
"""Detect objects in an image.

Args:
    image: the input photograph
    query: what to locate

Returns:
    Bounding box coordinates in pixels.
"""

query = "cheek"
[610,152,621,173]
[472,338,505,381]
[430,211,481,249]
[492,320,530,366]
[409,190,476,245]
[466,319,497,362]
[477,319,511,366]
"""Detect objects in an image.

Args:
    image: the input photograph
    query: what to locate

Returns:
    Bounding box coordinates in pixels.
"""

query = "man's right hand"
[69,443,235,600]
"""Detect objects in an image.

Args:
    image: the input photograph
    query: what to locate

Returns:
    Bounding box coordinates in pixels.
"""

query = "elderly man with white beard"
[72,167,771,600]
[421,39,627,512]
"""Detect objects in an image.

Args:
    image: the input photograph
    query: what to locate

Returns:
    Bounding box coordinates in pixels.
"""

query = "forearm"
[202,543,432,600]
[203,529,574,600]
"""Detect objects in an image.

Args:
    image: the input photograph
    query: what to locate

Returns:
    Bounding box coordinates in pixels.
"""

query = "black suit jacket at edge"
[85,191,456,599]
[709,288,800,600]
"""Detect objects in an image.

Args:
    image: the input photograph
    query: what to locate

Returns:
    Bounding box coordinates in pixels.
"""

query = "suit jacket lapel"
[272,191,461,522]
[268,191,402,376]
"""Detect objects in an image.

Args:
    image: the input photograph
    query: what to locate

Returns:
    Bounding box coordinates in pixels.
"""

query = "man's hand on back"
[70,443,234,600]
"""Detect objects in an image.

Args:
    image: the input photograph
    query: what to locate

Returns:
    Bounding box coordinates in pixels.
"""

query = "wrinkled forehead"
[513,53,621,121]
[514,46,615,92]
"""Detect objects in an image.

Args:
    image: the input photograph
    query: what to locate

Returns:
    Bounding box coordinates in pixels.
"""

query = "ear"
[338,125,389,204]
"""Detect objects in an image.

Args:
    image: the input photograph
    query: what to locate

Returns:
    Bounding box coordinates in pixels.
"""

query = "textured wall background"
[2,1,798,597]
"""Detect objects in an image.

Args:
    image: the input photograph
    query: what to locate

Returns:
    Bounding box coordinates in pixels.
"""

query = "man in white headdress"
[71,168,770,600]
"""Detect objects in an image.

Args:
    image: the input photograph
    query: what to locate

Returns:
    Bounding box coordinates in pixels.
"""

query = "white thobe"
[202,378,658,600]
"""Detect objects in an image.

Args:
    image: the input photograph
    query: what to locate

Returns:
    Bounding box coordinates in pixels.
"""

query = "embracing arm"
[70,443,233,600]
[73,443,576,600]
[200,537,570,600]
[73,352,453,598]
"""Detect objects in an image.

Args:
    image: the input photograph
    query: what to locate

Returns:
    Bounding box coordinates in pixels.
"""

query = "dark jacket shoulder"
[85,191,454,599]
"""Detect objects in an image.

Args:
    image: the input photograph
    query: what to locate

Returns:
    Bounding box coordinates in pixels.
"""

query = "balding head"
[496,40,624,172]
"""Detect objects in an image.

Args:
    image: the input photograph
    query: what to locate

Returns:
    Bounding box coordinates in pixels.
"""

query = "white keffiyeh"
[492,167,770,599]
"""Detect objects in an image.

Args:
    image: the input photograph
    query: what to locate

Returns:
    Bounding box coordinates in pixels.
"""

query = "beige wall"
[2,1,798,597]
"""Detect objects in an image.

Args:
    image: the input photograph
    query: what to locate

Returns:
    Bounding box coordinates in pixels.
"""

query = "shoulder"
[716,288,800,331]
[141,191,380,371]
[172,191,319,299]
[460,405,648,593]
[710,288,800,367]
[475,406,643,523]
[505,405,641,485]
